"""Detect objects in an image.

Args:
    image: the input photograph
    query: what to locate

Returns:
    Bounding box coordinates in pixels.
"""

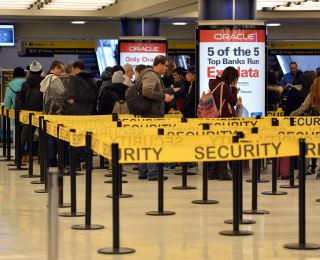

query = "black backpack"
[97,84,119,115]
[126,71,159,116]
[9,86,23,110]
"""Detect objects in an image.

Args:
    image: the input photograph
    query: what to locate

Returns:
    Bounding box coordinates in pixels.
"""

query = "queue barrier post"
[284,139,320,250]
[57,124,70,208]
[59,129,85,217]
[261,158,287,196]
[146,163,175,216]
[31,116,45,185]
[98,143,135,255]
[172,163,197,190]
[192,162,219,205]
[225,160,256,225]
[280,157,299,189]
[243,159,269,215]
[107,164,133,198]
[8,109,28,170]
[72,132,104,230]
[34,119,49,193]
[20,113,40,178]
[1,106,7,158]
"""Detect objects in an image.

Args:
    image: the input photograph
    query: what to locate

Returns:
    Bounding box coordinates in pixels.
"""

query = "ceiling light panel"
[0,0,34,9]
[39,0,115,10]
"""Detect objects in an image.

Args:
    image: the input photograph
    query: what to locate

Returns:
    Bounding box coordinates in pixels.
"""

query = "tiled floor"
[1,160,320,260]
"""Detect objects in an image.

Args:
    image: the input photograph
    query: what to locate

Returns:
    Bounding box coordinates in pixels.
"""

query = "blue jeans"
[139,163,159,179]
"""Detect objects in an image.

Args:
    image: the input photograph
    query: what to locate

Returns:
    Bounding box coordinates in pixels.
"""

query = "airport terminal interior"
[0,0,320,259]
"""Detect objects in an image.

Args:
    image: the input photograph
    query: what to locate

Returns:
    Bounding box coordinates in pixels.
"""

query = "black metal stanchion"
[174,163,197,176]
[57,125,70,208]
[220,160,253,236]
[243,159,269,215]
[1,106,7,158]
[8,110,28,170]
[20,113,39,178]
[280,157,299,189]
[59,129,85,217]
[6,109,12,162]
[98,143,135,255]
[173,163,197,190]
[262,158,287,195]
[284,139,320,250]
[192,162,218,204]
[31,116,44,185]
[225,161,256,225]
[72,132,104,230]
[246,159,269,183]
[146,163,175,216]
[107,164,133,198]
[35,120,49,193]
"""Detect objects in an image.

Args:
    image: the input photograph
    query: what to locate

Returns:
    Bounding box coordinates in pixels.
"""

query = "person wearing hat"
[20,60,44,162]
[4,67,26,109]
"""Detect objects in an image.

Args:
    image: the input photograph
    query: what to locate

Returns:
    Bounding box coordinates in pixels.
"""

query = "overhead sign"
[197,25,266,117]
[119,40,167,67]
[268,41,320,55]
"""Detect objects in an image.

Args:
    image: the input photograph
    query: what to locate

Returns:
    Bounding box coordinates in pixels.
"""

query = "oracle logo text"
[213,33,258,41]
[129,46,160,52]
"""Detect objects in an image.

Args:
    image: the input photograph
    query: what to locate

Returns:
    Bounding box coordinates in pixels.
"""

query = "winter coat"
[4,77,26,109]
[182,82,196,118]
[140,68,174,118]
[98,82,128,115]
[208,77,237,118]
[40,74,58,94]
[284,86,306,116]
[20,74,44,111]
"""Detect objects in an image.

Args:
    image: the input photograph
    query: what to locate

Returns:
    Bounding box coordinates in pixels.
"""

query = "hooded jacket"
[20,74,44,111]
[140,68,174,118]
[208,77,237,118]
[4,77,26,109]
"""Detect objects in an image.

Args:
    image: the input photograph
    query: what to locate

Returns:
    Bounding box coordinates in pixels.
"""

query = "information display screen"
[0,25,14,46]
[197,25,266,117]
[119,39,167,68]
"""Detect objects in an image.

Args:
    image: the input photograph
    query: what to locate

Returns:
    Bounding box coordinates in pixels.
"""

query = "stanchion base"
[63,172,85,176]
[107,194,133,198]
[146,211,175,216]
[243,209,270,215]
[104,180,127,184]
[93,166,109,170]
[19,174,40,178]
[172,186,197,190]
[246,179,269,183]
[280,184,299,189]
[191,199,219,204]
[284,243,320,250]
[261,190,287,195]
[8,167,28,171]
[104,174,126,178]
[59,203,71,208]
[97,247,135,255]
[30,180,44,185]
[59,212,85,217]
[175,172,197,176]
[224,219,256,225]
[315,199,320,202]
[34,189,47,193]
[71,224,105,230]
[219,230,253,236]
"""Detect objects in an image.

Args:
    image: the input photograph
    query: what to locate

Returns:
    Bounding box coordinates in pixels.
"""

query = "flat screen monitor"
[0,25,14,46]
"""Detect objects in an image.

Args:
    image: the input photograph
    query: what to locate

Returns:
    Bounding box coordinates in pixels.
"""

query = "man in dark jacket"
[182,66,196,118]
[72,60,98,114]
[20,61,44,161]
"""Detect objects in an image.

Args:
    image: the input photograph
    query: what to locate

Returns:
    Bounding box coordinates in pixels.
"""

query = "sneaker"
[148,176,168,181]
[21,155,29,163]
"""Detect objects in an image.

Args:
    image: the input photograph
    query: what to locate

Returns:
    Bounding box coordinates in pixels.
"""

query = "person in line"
[134,64,147,80]
[4,67,26,109]
[172,67,188,112]
[182,66,196,119]
[162,61,176,88]
[123,63,134,87]
[207,66,239,180]
[40,60,65,97]
[20,61,44,162]
[138,55,177,181]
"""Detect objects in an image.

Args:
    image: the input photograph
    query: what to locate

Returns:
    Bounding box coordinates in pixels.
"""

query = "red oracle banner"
[200,30,266,43]
[120,42,167,53]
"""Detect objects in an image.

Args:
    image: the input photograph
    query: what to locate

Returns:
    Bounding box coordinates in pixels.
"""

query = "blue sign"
[0,25,14,46]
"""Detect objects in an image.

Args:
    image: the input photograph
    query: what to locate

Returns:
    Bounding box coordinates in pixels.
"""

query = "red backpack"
[197,82,225,118]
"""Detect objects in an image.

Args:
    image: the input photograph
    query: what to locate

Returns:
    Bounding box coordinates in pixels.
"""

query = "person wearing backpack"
[20,61,44,162]
[4,67,26,109]
[206,66,239,180]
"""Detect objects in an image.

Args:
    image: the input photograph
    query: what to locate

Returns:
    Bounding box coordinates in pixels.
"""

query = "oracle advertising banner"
[197,25,266,117]
[119,40,167,68]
